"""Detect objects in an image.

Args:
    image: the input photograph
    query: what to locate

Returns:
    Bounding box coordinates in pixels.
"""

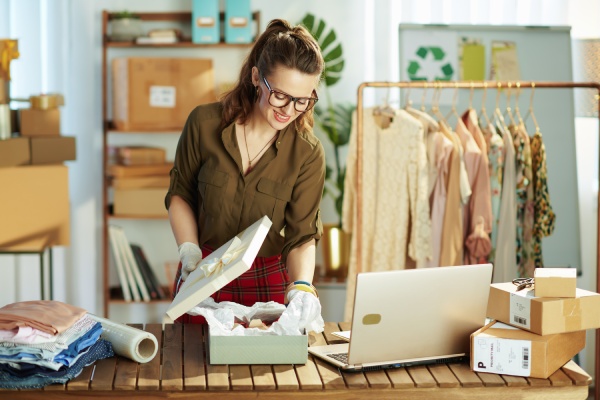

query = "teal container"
[224,0,252,44]
[192,0,220,44]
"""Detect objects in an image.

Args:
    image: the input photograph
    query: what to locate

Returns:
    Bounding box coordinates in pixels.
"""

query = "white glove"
[286,289,324,333]
[178,242,203,281]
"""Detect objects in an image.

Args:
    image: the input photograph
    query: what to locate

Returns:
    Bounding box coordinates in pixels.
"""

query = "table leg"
[39,251,45,300]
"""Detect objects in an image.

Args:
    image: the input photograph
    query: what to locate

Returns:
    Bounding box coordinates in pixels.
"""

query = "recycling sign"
[407,46,454,81]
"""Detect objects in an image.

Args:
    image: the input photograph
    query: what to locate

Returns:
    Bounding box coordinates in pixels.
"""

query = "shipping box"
[112,58,216,131]
[534,268,577,298]
[0,137,29,167]
[113,188,168,217]
[117,146,166,166]
[20,108,60,136]
[487,282,600,335]
[0,165,70,250]
[471,321,585,379]
[108,163,172,178]
[165,216,308,365]
[113,176,170,189]
[30,136,76,165]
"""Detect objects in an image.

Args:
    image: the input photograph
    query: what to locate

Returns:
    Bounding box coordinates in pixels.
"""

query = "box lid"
[165,216,272,321]
[534,268,576,279]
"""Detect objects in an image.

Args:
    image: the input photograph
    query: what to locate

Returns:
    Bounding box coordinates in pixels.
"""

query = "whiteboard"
[398,24,580,273]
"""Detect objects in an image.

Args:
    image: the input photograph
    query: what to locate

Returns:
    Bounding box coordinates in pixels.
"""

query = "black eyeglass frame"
[260,73,319,113]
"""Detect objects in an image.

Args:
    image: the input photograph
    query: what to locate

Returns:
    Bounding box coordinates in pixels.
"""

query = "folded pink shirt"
[0,300,87,335]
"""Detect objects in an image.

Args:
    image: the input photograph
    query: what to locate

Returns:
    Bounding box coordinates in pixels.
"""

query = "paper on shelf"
[88,314,158,363]
[165,216,272,322]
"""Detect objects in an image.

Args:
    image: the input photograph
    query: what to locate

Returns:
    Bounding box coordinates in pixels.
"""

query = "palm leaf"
[301,13,345,87]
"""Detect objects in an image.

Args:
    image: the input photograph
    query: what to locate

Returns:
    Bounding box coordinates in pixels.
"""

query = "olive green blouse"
[165,102,325,260]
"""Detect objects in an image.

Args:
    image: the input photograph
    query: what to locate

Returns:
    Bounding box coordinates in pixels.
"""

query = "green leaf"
[320,30,337,53]
[324,43,342,62]
[300,13,344,88]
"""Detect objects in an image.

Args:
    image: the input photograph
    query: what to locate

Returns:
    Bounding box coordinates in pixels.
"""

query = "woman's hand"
[178,242,203,280]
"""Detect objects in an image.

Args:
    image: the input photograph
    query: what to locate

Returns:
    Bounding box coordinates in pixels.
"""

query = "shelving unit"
[101,10,259,318]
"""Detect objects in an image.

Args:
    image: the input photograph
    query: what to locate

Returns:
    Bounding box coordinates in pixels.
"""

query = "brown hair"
[220,19,324,133]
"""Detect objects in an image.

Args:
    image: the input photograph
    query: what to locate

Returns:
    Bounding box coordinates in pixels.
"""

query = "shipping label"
[149,86,176,108]
[473,335,532,376]
[509,290,532,329]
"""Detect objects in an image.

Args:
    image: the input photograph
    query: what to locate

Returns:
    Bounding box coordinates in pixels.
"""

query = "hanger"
[503,82,517,127]
[430,82,450,130]
[468,82,475,110]
[479,82,493,128]
[372,84,395,128]
[514,81,525,126]
[403,86,413,109]
[420,82,429,112]
[493,82,508,131]
[445,82,461,125]
[523,82,541,134]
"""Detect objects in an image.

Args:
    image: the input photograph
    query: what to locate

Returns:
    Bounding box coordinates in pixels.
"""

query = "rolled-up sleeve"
[281,139,326,260]
[165,106,202,211]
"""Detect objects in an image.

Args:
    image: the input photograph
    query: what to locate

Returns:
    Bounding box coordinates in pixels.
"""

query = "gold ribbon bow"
[0,40,20,81]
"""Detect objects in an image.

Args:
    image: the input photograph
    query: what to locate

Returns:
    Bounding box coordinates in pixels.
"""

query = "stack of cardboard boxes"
[471,268,600,378]
[0,94,75,251]
[109,146,171,217]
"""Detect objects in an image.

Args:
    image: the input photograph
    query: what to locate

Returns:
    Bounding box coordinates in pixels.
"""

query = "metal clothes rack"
[355,80,600,396]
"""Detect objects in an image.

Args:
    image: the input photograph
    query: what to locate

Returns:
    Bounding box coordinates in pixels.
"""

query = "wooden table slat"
[161,324,183,390]
[113,356,139,390]
[272,364,300,390]
[501,374,529,387]
[476,371,507,387]
[447,363,483,388]
[251,365,276,390]
[341,370,369,389]
[230,365,254,390]
[323,322,346,344]
[183,324,206,390]
[42,383,65,391]
[527,377,552,387]
[386,367,416,389]
[428,363,460,388]
[90,357,117,390]
[407,365,437,388]
[308,330,327,347]
[313,357,347,389]
[548,367,574,387]
[364,369,392,389]
[561,360,593,386]
[66,364,94,390]
[137,324,163,391]
[295,357,324,390]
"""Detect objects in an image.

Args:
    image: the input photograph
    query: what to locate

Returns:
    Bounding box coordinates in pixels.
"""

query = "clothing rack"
[355,80,600,396]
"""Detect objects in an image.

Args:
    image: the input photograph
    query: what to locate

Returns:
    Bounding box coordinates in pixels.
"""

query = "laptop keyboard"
[327,352,349,364]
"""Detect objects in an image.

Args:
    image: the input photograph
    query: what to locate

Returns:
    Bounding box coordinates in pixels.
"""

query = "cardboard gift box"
[113,188,168,217]
[0,137,29,167]
[19,108,60,137]
[192,0,220,44]
[165,216,308,365]
[112,58,216,131]
[534,268,577,298]
[30,136,76,165]
[471,321,585,379]
[0,165,70,250]
[487,282,600,335]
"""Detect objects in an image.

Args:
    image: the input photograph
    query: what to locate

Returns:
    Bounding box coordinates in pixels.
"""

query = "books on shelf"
[108,225,167,302]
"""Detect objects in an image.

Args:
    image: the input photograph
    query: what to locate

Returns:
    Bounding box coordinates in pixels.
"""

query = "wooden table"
[0,322,592,399]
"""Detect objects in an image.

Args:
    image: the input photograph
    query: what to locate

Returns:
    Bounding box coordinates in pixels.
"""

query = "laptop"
[308,264,493,371]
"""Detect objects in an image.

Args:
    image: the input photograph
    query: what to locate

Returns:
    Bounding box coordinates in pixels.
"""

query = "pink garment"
[456,115,493,264]
[0,300,87,335]
[0,326,56,344]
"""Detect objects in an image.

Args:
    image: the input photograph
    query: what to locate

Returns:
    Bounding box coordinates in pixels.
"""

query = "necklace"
[243,124,278,173]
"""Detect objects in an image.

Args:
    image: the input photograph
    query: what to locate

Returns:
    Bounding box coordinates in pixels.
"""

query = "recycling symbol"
[407,46,454,81]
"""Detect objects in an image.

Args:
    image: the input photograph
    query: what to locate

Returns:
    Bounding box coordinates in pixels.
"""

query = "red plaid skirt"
[172,246,289,324]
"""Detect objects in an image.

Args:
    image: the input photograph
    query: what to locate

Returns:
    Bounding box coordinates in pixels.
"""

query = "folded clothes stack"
[0,300,114,389]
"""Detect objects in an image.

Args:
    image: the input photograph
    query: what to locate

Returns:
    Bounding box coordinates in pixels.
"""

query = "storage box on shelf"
[101,10,259,317]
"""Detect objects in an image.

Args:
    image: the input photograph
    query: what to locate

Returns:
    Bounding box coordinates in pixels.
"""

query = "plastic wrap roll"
[88,314,158,363]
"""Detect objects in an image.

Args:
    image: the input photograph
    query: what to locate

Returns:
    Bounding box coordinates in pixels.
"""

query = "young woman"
[165,19,325,324]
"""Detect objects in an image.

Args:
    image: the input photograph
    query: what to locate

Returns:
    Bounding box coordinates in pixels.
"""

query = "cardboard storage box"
[112,58,216,131]
[166,216,308,365]
[225,0,252,44]
[20,108,60,136]
[487,282,600,335]
[0,137,30,167]
[108,163,172,178]
[112,176,170,189]
[192,0,220,44]
[30,136,76,165]
[113,188,168,217]
[534,268,577,298]
[471,321,585,379]
[117,146,166,166]
[0,165,70,250]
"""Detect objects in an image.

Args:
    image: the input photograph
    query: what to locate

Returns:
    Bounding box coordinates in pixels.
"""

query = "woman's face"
[252,66,318,131]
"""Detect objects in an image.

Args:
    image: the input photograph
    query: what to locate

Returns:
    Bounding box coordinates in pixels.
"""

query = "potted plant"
[301,14,355,279]
[110,10,143,42]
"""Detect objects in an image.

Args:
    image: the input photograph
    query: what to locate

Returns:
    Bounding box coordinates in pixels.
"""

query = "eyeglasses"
[261,74,318,113]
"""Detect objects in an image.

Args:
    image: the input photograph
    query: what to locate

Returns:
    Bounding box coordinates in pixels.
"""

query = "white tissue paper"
[187,295,325,336]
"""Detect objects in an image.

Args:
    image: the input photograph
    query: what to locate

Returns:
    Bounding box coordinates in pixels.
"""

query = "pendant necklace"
[243,124,278,174]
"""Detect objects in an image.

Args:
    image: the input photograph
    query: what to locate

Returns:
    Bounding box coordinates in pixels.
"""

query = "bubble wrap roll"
[88,314,158,363]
